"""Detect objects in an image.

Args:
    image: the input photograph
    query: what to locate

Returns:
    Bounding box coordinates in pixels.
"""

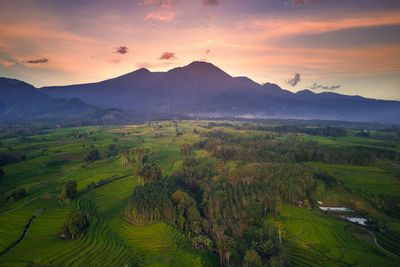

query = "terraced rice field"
[0,176,215,266]
[0,121,399,266]
[280,205,397,266]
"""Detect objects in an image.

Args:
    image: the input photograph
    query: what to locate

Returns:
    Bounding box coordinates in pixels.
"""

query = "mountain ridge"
[2,61,400,123]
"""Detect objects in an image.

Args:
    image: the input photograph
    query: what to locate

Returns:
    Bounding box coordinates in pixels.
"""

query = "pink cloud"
[246,12,400,38]
[145,11,176,23]
[158,52,176,60]
[203,0,218,6]
[141,0,177,8]
[0,59,15,67]
[105,56,120,64]
[136,62,153,68]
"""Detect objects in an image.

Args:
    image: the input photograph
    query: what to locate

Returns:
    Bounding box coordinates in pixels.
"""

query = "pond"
[345,217,368,226]
[319,207,353,212]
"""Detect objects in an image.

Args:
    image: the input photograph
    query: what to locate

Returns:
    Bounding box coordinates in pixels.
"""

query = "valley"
[0,121,399,266]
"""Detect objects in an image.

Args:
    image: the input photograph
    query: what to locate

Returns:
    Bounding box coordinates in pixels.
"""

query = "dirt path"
[360,226,399,257]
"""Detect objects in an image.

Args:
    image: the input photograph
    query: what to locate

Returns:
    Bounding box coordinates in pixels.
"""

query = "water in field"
[345,217,368,225]
[319,207,352,212]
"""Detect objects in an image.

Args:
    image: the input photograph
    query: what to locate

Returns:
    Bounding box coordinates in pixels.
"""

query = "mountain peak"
[296,89,315,96]
[168,61,231,78]
[124,67,150,76]
[186,61,217,69]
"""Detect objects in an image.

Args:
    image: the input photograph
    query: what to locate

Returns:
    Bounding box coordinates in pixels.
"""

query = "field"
[278,204,397,266]
[0,121,399,266]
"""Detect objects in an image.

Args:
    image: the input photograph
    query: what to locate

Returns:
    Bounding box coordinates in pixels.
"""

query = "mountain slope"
[0,77,128,123]
[27,61,400,124]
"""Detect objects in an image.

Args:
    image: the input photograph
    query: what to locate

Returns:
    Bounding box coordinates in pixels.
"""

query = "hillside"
[40,61,400,124]
[0,77,128,124]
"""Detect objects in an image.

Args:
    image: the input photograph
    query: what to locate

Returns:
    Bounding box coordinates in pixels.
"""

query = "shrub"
[62,210,90,239]
[85,149,100,162]
[61,180,77,200]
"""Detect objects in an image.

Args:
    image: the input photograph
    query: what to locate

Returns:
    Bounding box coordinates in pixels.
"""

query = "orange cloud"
[145,11,176,22]
[159,52,177,60]
[141,0,177,8]
[0,60,16,67]
[246,11,400,38]
[203,0,218,6]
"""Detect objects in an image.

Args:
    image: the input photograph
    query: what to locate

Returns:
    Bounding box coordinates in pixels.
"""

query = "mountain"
[41,61,269,114]
[0,77,128,124]
[8,61,400,124]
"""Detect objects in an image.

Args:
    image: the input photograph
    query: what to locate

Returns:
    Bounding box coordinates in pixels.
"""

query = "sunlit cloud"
[245,12,400,38]
[0,59,16,67]
[203,0,219,6]
[158,52,176,60]
[141,0,177,8]
[136,62,153,68]
[144,11,176,23]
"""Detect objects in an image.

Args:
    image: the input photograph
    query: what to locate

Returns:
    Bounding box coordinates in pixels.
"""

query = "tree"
[244,249,262,267]
[138,163,162,183]
[63,210,90,239]
[62,180,77,200]
[247,201,263,225]
[85,149,100,162]
[172,190,189,206]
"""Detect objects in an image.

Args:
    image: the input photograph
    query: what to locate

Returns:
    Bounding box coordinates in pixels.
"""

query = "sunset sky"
[0,0,399,100]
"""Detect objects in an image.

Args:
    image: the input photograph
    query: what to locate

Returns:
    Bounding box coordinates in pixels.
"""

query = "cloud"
[203,0,219,6]
[293,0,324,4]
[136,62,153,68]
[309,82,340,90]
[115,46,128,54]
[0,59,15,67]
[141,0,177,8]
[159,52,176,60]
[145,11,176,22]
[287,73,300,86]
[23,58,49,64]
[105,56,120,64]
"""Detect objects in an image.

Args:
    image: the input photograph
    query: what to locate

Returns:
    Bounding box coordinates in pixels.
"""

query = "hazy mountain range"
[1,61,400,124]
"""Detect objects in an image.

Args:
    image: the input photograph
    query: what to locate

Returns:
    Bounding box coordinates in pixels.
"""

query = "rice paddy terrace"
[0,121,399,266]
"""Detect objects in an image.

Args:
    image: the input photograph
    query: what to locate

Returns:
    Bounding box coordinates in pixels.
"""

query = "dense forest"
[126,126,400,266]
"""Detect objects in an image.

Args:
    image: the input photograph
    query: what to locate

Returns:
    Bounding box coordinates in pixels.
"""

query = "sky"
[0,0,399,100]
